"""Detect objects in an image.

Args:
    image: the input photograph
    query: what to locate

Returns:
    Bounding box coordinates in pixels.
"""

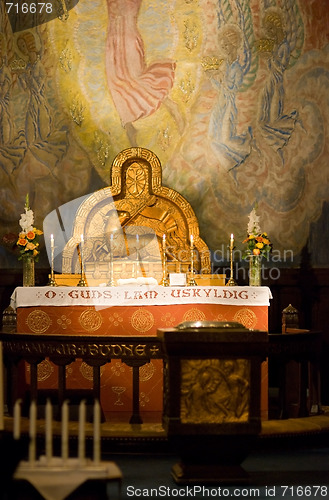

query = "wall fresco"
[1,0,329,269]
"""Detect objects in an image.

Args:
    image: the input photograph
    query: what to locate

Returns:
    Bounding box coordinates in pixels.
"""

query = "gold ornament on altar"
[60,148,211,285]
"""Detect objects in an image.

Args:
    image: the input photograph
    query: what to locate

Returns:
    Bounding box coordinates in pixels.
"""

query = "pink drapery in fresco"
[105,0,175,125]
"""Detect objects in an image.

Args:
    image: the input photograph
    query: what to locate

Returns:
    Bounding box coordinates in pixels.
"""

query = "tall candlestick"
[161,233,169,286]
[77,234,87,286]
[13,399,22,440]
[45,399,53,463]
[61,400,69,462]
[48,234,57,286]
[107,234,114,286]
[93,399,101,464]
[226,233,237,286]
[188,234,197,286]
[78,400,86,464]
[28,400,37,464]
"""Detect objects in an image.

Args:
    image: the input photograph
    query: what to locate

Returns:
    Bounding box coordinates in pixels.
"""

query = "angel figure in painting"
[105,0,184,146]
[207,0,257,174]
[16,31,67,172]
[256,2,304,158]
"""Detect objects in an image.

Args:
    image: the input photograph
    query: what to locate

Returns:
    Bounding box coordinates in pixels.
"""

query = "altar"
[12,285,271,418]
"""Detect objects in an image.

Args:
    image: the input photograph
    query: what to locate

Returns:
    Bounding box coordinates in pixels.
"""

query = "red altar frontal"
[12,286,271,418]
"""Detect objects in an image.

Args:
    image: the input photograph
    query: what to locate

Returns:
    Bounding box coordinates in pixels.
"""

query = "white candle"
[93,399,101,464]
[190,234,194,247]
[28,400,37,463]
[13,399,22,440]
[61,400,69,462]
[0,342,4,432]
[78,400,86,464]
[230,233,234,248]
[50,234,54,249]
[162,234,166,248]
[45,399,53,462]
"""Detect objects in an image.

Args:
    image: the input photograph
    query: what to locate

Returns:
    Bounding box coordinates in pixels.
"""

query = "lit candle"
[50,234,54,250]
[45,399,53,463]
[61,400,69,462]
[78,400,86,464]
[190,234,194,247]
[13,399,22,440]
[93,399,101,464]
[230,233,234,249]
[28,400,37,463]
[162,233,166,248]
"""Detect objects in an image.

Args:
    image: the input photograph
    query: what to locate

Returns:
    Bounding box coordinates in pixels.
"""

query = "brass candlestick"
[107,237,115,286]
[226,234,237,286]
[188,235,197,286]
[161,234,169,286]
[47,239,57,286]
[77,239,87,287]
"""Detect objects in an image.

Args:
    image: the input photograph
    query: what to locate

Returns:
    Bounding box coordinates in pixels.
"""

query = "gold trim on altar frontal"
[60,148,211,284]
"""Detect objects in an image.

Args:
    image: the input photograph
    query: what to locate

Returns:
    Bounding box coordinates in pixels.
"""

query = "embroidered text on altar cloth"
[12,286,272,309]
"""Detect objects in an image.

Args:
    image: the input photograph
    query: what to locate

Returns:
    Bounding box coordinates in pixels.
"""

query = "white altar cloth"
[12,285,272,309]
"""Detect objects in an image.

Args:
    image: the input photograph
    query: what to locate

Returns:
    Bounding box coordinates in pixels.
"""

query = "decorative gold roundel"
[182,308,206,323]
[139,362,155,382]
[78,308,103,332]
[79,362,93,381]
[131,309,154,333]
[26,310,52,333]
[37,360,53,382]
[233,308,257,329]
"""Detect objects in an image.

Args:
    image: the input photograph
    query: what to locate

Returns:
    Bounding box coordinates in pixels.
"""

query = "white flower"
[247,208,261,235]
[19,208,34,233]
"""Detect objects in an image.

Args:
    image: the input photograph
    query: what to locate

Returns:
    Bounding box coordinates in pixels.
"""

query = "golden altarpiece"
[59,147,214,286]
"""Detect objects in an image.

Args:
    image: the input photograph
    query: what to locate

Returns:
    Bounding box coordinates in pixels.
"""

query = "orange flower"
[253,248,261,255]
[26,230,36,240]
[17,238,27,247]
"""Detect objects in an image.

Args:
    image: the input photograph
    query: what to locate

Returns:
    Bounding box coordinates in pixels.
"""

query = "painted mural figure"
[257,5,303,156]
[0,32,26,175]
[0,34,13,145]
[105,0,183,146]
[207,0,257,173]
[208,26,252,172]
[16,32,67,170]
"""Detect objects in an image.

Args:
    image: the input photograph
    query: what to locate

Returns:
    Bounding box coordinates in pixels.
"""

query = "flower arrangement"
[17,194,43,260]
[243,207,272,259]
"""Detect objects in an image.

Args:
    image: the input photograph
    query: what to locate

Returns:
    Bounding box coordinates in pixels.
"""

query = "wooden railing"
[0,326,323,424]
[1,331,163,425]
